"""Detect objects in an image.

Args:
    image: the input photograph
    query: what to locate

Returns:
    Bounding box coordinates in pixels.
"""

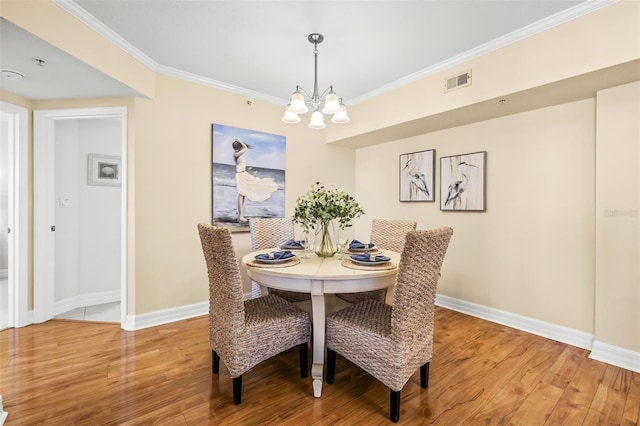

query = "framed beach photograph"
[440,151,486,211]
[87,154,121,187]
[399,149,435,202]
[211,124,286,232]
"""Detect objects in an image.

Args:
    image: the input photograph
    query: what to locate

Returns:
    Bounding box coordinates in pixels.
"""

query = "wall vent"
[444,70,472,92]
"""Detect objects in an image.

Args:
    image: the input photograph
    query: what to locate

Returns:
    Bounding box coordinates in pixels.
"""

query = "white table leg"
[310,280,325,397]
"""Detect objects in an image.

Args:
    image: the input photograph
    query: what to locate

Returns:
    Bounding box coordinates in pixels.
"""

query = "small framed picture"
[440,151,486,211]
[88,154,121,187]
[399,149,435,202]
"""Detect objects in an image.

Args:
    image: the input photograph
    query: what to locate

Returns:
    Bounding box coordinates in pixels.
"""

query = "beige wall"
[355,99,597,333]
[131,75,356,314]
[595,81,640,351]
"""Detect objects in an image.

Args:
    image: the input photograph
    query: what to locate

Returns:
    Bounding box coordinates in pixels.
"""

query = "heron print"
[399,149,435,202]
[440,151,486,211]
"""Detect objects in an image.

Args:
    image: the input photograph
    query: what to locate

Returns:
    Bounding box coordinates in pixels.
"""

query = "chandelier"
[281,33,350,129]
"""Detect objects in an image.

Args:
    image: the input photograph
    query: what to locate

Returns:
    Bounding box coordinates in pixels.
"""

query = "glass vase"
[314,219,337,257]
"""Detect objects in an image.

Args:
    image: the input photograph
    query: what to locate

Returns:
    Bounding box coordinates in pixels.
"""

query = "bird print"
[444,161,477,208]
[403,157,430,198]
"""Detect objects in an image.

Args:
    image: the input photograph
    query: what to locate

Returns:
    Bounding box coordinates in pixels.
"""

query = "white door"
[0,101,28,330]
[33,107,128,328]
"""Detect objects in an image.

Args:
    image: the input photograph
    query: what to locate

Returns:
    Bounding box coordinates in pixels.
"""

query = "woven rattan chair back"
[198,224,246,351]
[391,227,453,341]
[249,218,294,251]
[370,218,417,252]
[248,218,311,303]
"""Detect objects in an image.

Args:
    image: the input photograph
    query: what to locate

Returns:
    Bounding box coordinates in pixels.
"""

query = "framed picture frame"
[87,154,121,187]
[399,149,435,202]
[440,151,486,211]
[211,123,286,233]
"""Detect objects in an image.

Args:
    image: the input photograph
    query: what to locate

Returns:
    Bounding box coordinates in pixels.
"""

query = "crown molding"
[53,0,159,71]
[156,65,287,105]
[56,0,618,106]
[348,0,619,105]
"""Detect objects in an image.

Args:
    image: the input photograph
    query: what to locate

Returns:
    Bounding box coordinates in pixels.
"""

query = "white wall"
[54,120,80,301]
[54,118,121,305]
[0,112,8,273]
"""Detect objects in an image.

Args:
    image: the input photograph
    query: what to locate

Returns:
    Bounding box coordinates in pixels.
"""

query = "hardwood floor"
[1,307,638,425]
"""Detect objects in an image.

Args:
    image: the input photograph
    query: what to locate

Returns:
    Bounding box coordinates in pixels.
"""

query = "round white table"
[241,249,400,397]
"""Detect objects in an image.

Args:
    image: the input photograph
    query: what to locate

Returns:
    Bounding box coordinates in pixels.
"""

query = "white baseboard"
[590,340,640,373]
[124,301,208,331]
[54,290,120,316]
[435,294,595,350]
[435,294,640,373]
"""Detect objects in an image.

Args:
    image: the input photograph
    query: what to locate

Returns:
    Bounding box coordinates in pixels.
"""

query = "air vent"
[444,70,471,92]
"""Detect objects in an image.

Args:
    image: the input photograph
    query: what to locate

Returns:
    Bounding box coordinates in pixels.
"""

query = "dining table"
[241,246,400,397]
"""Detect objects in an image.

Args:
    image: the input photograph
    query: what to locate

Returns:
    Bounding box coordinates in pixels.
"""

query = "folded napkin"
[280,239,304,249]
[255,250,295,261]
[349,240,375,250]
[350,254,390,263]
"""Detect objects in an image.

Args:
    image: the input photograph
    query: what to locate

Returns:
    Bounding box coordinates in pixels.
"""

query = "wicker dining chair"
[326,227,453,422]
[337,219,417,304]
[197,223,311,405]
[249,218,311,302]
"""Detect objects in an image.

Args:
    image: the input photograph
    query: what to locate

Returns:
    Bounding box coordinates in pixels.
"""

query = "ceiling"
[1,0,600,104]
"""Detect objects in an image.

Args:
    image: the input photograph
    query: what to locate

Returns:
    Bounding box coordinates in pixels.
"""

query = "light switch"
[59,197,71,208]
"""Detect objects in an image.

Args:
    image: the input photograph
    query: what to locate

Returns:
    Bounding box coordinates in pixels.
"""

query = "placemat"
[246,257,301,268]
[341,259,397,271]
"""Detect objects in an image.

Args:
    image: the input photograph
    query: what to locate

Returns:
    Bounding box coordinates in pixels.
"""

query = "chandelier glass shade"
[282,33,350,129]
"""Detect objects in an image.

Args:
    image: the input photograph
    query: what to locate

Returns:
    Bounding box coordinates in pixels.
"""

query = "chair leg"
[232,376,242,405]
[326,348,336,384]
[390,389,401,422]
[420,362,430,388]
[212,350,220,374]
[299,342,308,378]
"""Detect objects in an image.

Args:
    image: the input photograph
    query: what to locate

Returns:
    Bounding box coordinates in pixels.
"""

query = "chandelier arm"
[317,86,332,101]
[296,86,313,100]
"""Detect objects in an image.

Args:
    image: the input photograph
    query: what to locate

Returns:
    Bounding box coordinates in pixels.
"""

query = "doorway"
[33,106,128,328]
[0,101,28,330]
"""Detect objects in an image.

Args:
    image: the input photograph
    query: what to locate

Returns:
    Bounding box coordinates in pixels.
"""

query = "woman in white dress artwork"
[232,139,278,222]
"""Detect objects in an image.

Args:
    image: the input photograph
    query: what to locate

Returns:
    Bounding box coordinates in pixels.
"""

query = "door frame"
[33,106,128,328]
[0,101,28,328]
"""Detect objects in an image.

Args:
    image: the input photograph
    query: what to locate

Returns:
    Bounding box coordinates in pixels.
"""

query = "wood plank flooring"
[1,307,638,425]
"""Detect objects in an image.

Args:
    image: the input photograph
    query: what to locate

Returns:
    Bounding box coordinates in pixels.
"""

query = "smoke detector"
[1,69,26,80]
